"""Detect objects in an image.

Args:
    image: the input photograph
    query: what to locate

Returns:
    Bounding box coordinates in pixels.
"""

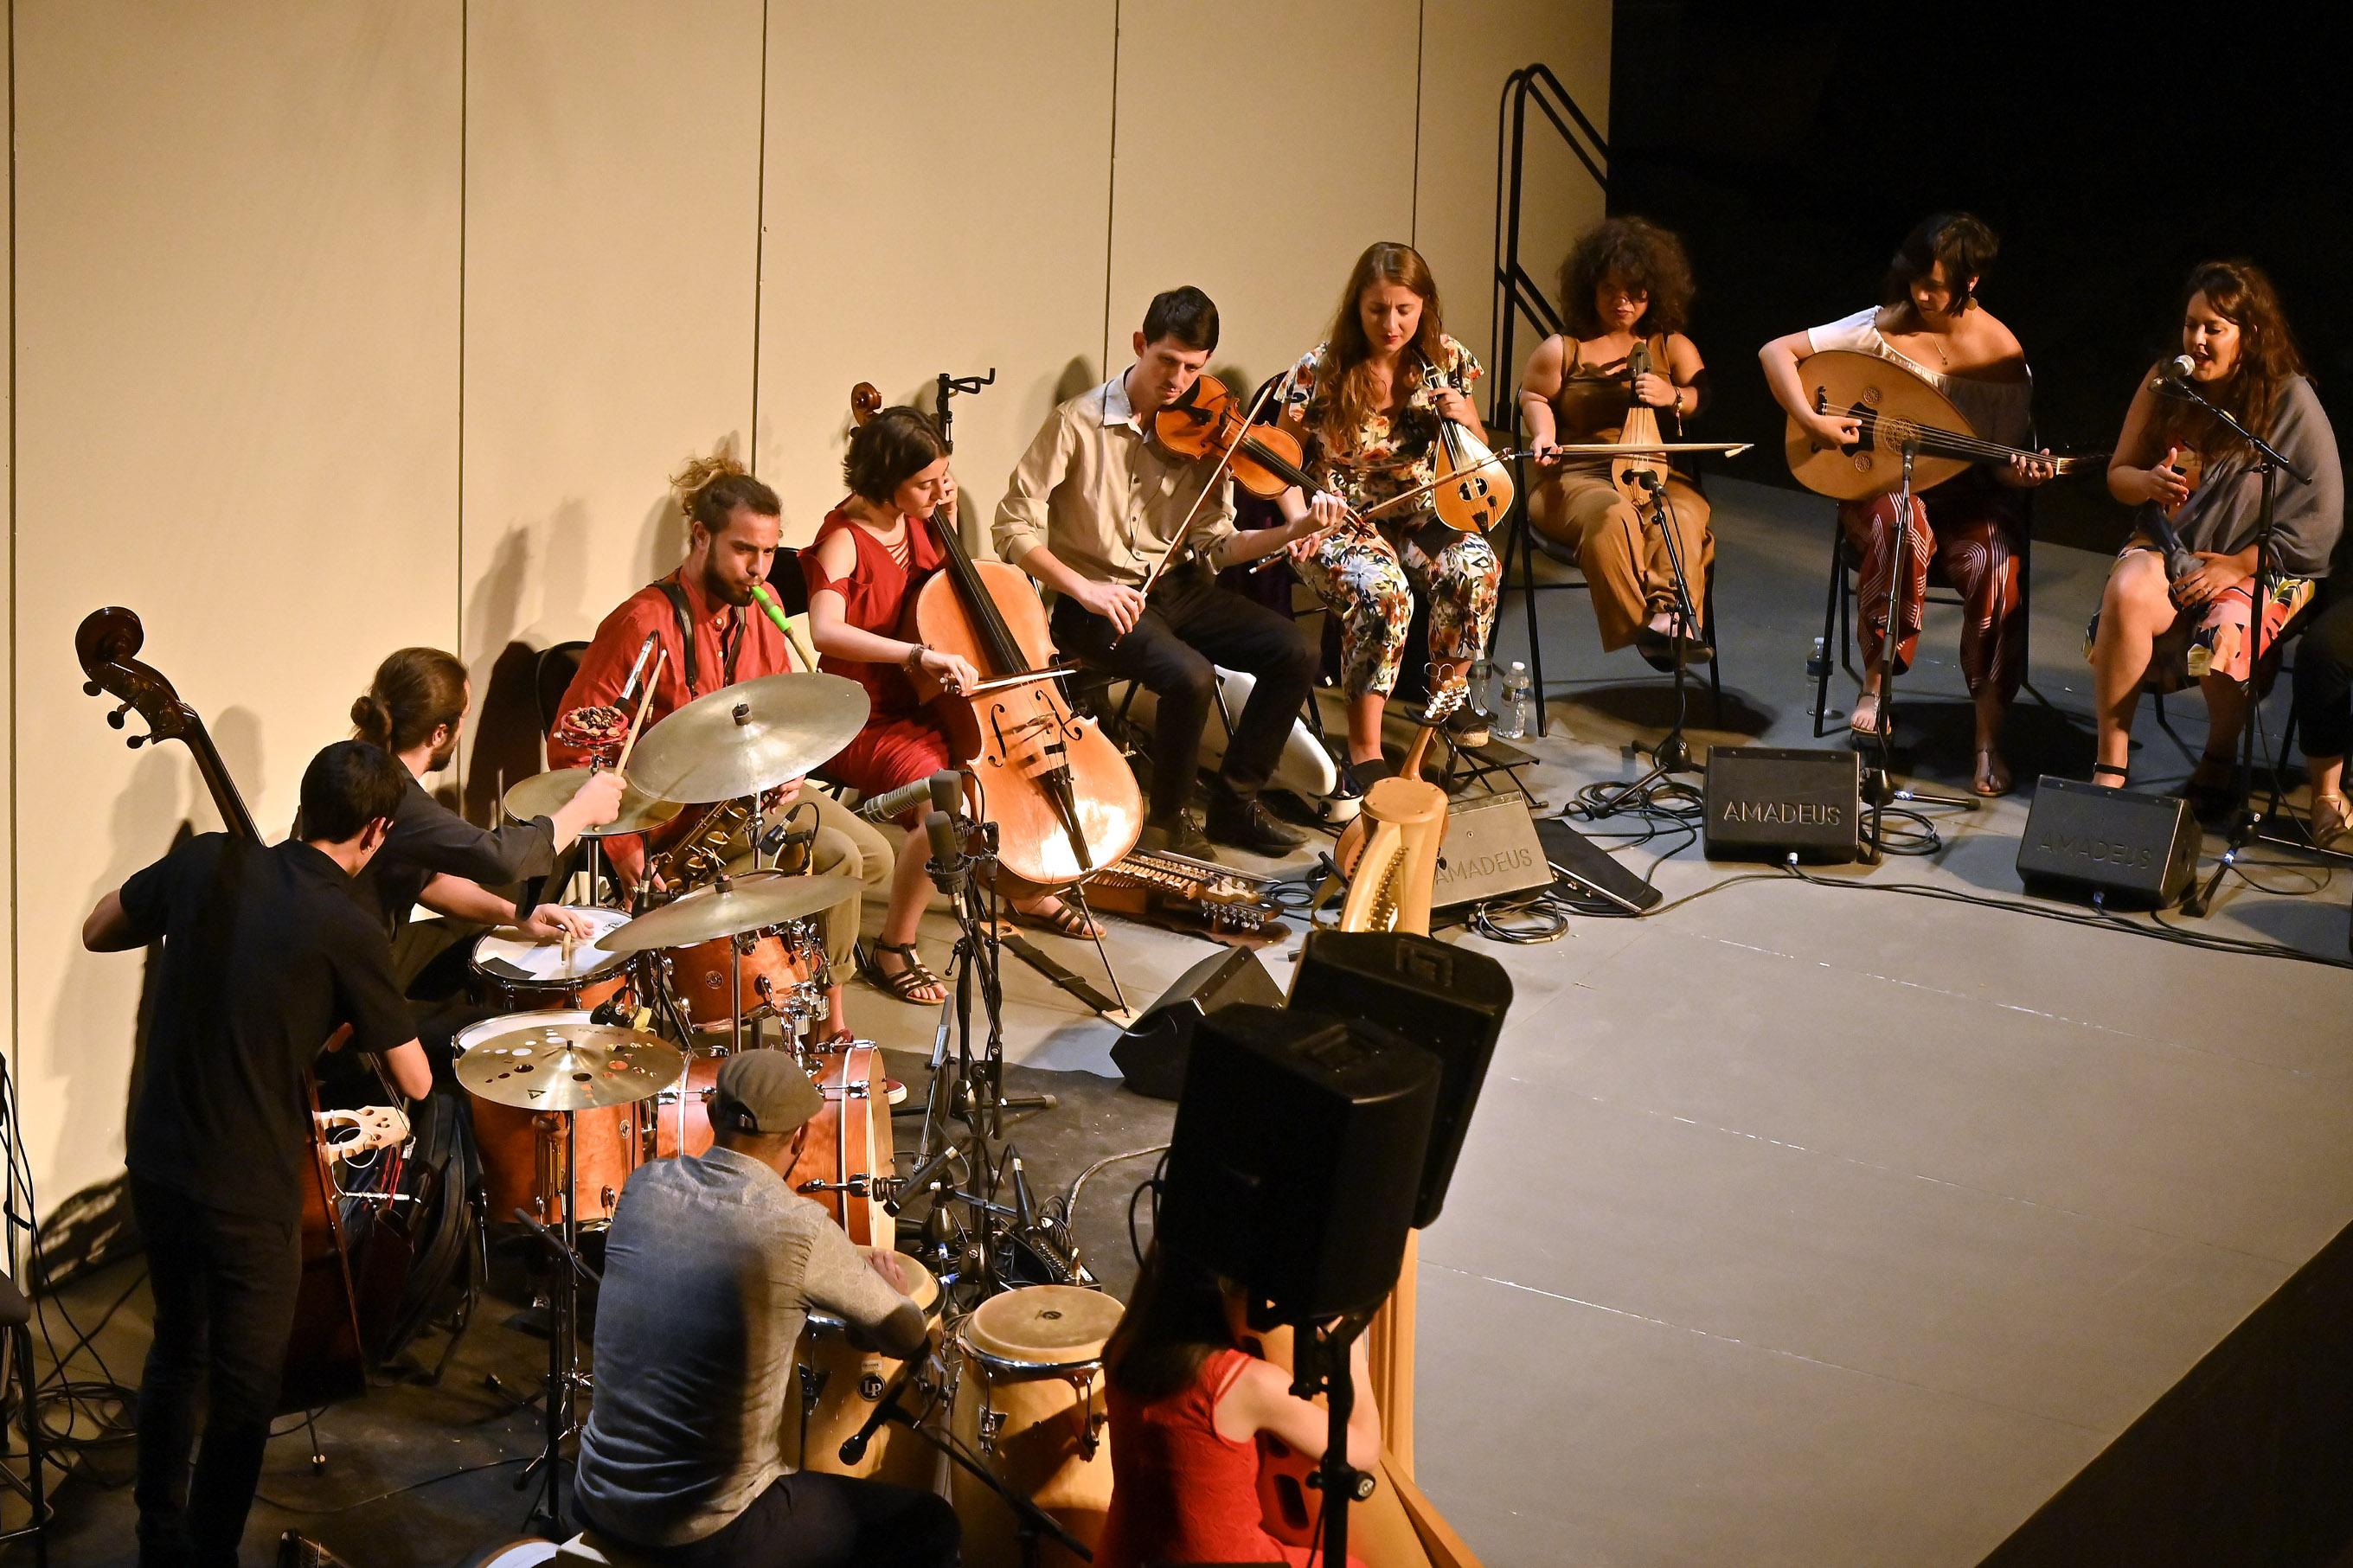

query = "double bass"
[849,382,1143,890]
[76,607,406,1412]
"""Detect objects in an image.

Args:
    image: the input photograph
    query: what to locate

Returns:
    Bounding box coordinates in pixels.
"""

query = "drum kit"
[460,671,1126,1558]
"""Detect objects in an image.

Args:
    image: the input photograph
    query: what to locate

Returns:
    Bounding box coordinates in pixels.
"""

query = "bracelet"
[902,641,930,674]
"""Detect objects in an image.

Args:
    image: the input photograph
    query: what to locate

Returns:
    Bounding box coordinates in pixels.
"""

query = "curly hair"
[2152,259,2308,460]
[1310,241,1450,451]
[1558,216,1695,339]
[842,406,949,504]
[670,446,781,534]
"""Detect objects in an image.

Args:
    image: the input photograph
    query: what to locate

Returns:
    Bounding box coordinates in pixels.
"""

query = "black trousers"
[1051,562,1318,821]
[584,1471,960,1568]
[131,1176,302,1568]
[2292,586,2353,761]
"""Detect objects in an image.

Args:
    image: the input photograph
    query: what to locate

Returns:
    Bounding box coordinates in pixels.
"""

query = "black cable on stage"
[254,1452,529,1515]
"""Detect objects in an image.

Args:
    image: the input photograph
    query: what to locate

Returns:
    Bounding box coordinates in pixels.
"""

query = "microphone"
[837,1358,924,1465]
[924,809,965,893]
[616,630,662,707]
[856,769,961,825]
[2152,354,2196,390]
[885,1146,961,1215]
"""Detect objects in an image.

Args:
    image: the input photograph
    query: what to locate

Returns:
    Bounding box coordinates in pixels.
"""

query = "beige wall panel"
[754,2,1115,549]
[1107,0,1422,400]
[13,3,462,1214]
[459,1,765,803]
[3,12,16,1091]
[1414,0,1611,406]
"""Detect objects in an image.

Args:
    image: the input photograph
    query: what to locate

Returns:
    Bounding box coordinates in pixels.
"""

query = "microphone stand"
[2159,379,2314,916]
[1285,1310,1378,1568]
[1859,440,1975,861]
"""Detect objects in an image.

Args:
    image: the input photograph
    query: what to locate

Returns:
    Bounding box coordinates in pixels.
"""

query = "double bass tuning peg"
[106,701,133,730]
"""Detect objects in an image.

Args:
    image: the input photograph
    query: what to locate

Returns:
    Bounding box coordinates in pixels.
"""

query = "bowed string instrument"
[849,381,1142,892]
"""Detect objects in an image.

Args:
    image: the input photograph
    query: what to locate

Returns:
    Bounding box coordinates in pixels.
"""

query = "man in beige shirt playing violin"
[993,286,1345,857]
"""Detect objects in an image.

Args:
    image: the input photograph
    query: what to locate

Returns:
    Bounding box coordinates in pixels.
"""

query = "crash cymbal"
[624,672,870,804]
[503,768,685,839]
[600,870,863,953]
[456,1017,685,1111]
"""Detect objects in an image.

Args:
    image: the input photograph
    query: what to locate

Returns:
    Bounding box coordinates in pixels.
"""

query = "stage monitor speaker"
[2016,774,2202,907]
[1111,946,1282,1100]
[1285,931,1509,1228]
[1703,746,1863,863]
[1159,1003,1438,1319]
[1430,790,1555,909]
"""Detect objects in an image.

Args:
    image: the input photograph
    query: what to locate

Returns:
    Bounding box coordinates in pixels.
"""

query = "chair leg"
[1513,512,1550,739]
[13,1324,46,1565]
[1816,525,1844,739]
[1703,571,1725,729]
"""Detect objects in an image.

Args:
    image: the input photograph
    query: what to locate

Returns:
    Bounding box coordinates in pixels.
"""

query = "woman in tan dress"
[1521,216,1713,669]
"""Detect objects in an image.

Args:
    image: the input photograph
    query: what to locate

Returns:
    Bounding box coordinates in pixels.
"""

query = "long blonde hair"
[1310,241,1449,451]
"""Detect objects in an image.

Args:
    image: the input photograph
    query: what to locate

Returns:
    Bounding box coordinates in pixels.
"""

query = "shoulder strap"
[655,578,700,700]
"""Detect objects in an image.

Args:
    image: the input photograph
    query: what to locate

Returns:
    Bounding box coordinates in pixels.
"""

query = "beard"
[702,560,755,608]
[426,735,460,772]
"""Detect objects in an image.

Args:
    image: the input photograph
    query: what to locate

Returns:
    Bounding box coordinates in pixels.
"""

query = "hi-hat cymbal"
[624,672,871,804]
[503,768,686,839]
[456,1017,685,1111]
[601,870,863,953]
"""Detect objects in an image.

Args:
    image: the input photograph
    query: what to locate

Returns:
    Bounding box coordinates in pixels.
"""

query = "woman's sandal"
[862,940,946,1005]
[2310,792,2350,848]
[1849,690,1893,740]
[2185,751,2238,820]
[1972,748,2013,798]
[1010,895,1104,940]
[2090,763,2130,786]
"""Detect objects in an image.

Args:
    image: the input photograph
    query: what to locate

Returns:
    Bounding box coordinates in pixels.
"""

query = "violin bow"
[1244,445,1527,574]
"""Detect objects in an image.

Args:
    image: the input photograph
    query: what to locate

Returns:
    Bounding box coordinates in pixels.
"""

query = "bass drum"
[649,1045,892,1246]
[455,1010,641,1229]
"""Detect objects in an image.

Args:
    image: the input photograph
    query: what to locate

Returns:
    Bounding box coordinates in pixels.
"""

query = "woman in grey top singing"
[2088,260,2343,814]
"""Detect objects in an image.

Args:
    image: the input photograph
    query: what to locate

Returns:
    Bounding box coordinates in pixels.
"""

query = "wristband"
[903,642,930,674]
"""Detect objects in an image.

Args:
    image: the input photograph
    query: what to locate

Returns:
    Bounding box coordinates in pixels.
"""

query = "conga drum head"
[807,1247,940,1334]
[962,1284,1125,1375]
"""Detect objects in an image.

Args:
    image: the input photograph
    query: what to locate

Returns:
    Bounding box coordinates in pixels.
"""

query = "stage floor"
[16,476,2353,1565]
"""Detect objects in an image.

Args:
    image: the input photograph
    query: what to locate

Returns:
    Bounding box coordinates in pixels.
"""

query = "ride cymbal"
[503,767,685,839]
[600,870,863,952]
[624,672,870,804]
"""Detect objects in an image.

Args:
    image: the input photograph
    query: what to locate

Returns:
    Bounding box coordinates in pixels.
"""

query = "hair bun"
[670,448,749,503]
[349,692,393,746]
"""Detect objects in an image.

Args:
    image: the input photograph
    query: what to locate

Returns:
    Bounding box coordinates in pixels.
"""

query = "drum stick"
[613,652,664,775]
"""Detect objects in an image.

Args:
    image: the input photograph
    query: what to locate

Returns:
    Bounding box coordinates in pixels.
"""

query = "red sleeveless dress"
[800,506,957,823]
[1096,1347,1355,1568]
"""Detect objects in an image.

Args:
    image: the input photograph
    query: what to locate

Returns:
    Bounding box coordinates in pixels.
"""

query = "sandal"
[862,941,946,1005]
[1849,690,1892,740]
[2090,763,2129,787]
[2311,791,2350,848]
[1010,895,1104,940]
[1972,748,2013,798]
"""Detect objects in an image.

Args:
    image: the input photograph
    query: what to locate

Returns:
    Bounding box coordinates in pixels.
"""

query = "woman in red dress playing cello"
[803,405,1096,1005]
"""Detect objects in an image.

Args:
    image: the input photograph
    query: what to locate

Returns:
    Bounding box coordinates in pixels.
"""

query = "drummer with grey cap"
[576,1050,957,1567]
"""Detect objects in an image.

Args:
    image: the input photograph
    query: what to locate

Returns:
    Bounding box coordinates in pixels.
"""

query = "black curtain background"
[1604,2,2350,551]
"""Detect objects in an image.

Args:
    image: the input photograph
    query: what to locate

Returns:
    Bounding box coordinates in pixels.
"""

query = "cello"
[77,607,405,1412]
[849,382,1143,891]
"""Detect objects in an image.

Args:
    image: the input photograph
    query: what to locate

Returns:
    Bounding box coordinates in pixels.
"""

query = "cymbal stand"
[513,1123,596,1533]
[1859,441,1975,859]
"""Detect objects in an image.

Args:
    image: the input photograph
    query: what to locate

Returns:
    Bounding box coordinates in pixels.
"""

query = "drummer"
[550,451,894,1046]
[350,646,624,1003]
[576,1049,958,1566]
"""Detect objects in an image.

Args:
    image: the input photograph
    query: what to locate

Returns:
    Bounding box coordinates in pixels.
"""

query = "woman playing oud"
[802,406,1099,1007]
[1279,241,1503,784]
[1520,216,1714,668]
[2087,259,2342,815]
[1760,212,2052,796]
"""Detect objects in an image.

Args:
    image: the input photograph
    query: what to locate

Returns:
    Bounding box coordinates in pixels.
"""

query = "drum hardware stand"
[1856,440,1976,861]
[511,1126,598,1533]
[2164,377,2311,916]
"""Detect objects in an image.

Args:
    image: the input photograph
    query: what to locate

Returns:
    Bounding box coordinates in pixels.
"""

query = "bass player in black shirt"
[83,740,433,1568]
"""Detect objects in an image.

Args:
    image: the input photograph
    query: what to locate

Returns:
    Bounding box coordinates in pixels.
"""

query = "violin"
[1151,373,1329,504]
[850,383,1143,888]
[1422,355,1514,534]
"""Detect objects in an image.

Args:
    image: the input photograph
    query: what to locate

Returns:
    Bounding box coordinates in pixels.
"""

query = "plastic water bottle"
[1495,662,1531,740]
[1465,656,1497,720]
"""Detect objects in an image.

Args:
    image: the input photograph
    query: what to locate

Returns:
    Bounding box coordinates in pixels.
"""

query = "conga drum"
[952,1284,1125,1568]
[792,1249,943,1488]
[454,1010,640,1228]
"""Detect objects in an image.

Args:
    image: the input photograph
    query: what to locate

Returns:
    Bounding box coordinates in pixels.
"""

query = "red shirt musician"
[549,452,892,1044]
[801,408,1100,1007]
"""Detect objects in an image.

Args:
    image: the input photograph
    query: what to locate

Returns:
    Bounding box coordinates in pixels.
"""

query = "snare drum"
[647,1046,892,1246]
[792,1249,942,1488]
[952,1284,1125,1568]
[471,908,636,1012]
[660,919,824,1032]
[455,1009,641,1228]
